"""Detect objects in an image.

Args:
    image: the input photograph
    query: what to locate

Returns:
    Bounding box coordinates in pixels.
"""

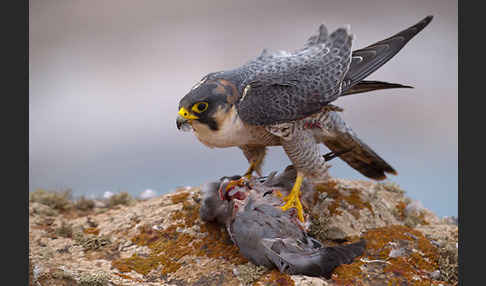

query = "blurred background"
[29,0,457,217]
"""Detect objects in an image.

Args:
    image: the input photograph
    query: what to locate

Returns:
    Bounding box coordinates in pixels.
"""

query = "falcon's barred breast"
[176,16,433,222]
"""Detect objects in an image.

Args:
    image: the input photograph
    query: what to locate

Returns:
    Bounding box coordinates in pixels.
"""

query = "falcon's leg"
[224,146,267,192]
[240,145,267,178]
[273,126,330,222]
[280,171,305,222]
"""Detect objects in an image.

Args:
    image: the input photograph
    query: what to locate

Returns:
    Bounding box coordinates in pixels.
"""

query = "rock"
[30,202,59,217]
[29,178,458,286]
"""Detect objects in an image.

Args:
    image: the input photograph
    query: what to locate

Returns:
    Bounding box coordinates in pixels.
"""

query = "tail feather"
[263,237,366,278]
[341,80,413,96]
[317,239,366,279]
[318,111,397,180]
[342,15,433,92]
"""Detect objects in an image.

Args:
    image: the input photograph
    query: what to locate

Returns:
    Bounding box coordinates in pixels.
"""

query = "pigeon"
[200,167,366,278]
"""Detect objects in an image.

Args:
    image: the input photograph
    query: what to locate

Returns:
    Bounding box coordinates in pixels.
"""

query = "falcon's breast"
[191,105,258,148]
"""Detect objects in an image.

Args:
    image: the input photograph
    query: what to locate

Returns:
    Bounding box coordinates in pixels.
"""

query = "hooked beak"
[176,116,188,130]
[176,107,198,131]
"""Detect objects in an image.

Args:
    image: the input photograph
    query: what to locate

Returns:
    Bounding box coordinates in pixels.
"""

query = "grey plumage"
[312,108,397,179]
[199,171,366,278]
[341,80,413,96]
[179,16,432,220]
[342,16,433,92]
[235,27,354,126]
[203,15,433,126]
[199,181,232,225]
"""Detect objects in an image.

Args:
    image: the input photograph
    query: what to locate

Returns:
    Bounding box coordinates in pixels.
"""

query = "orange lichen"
[331,261,367,286]
[112,192,247,277]
[315,182,374,219]
[332,225,443,286]
[395,201,408,221]
[170,192,190,204]
[258,269,295,286]
[83,227,100,236]
[417,212,430,226]
[195,222,248,264]
[112,254,161,275]
[113,272,143,282]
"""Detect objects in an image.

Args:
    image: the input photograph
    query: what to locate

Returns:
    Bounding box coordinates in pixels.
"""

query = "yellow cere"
[178,107,199,120]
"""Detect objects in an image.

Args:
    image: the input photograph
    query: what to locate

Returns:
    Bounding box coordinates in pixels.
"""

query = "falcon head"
[176,77,239,132]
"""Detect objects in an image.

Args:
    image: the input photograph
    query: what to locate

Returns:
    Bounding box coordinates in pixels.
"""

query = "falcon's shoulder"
[236,26,353,126]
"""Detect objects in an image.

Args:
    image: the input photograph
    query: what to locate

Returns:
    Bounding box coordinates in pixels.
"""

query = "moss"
[55,221,73,238]
[106,192,134,208]
[73,227,111,251]
[50,269,73,280]
[33,267,77,286]
[112,192,247,277]
[31,203,59,217]
[438,242,458,285]
[74,196,95,211]
[315,181,374,219]
[234,262,268,286]
[29,189,73,211]
[78,271,109,286]
[82,236,111,251]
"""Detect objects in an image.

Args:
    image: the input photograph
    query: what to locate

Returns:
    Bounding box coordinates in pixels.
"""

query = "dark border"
[458,1,480,285]
[6,0,29,284]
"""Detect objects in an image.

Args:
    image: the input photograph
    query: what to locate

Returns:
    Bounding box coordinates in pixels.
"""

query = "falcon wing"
[342,15,433,92]
[237,27,353,126]
[319,111,397,180]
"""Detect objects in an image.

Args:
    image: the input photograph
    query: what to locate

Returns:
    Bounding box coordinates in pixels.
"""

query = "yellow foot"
[221,164,255,199]
[225,177,248,191]
[280,173,305,222]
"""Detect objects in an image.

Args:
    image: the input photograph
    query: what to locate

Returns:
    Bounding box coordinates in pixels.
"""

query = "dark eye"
[192,102,208,113]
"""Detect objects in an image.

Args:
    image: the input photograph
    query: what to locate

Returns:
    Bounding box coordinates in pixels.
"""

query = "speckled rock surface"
[29,179,458,286]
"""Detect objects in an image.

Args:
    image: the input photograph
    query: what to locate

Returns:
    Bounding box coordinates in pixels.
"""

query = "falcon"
[177,16,433,222]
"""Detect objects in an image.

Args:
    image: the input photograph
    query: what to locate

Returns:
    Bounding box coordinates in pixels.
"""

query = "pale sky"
[29,0,457,217]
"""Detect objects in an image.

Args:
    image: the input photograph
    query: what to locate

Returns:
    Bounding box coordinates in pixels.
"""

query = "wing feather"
[237,27,353,125]
[342,16,433,91]
[318,111,397,180]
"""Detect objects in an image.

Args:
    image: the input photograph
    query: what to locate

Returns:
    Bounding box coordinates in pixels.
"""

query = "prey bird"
[177,16,433,222]
[199,169,366,278]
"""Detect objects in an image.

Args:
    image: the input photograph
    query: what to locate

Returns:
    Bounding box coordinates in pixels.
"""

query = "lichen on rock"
[29,178,458,285]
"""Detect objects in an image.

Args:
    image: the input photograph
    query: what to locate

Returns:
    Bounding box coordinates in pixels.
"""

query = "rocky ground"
[29,178,458,286]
